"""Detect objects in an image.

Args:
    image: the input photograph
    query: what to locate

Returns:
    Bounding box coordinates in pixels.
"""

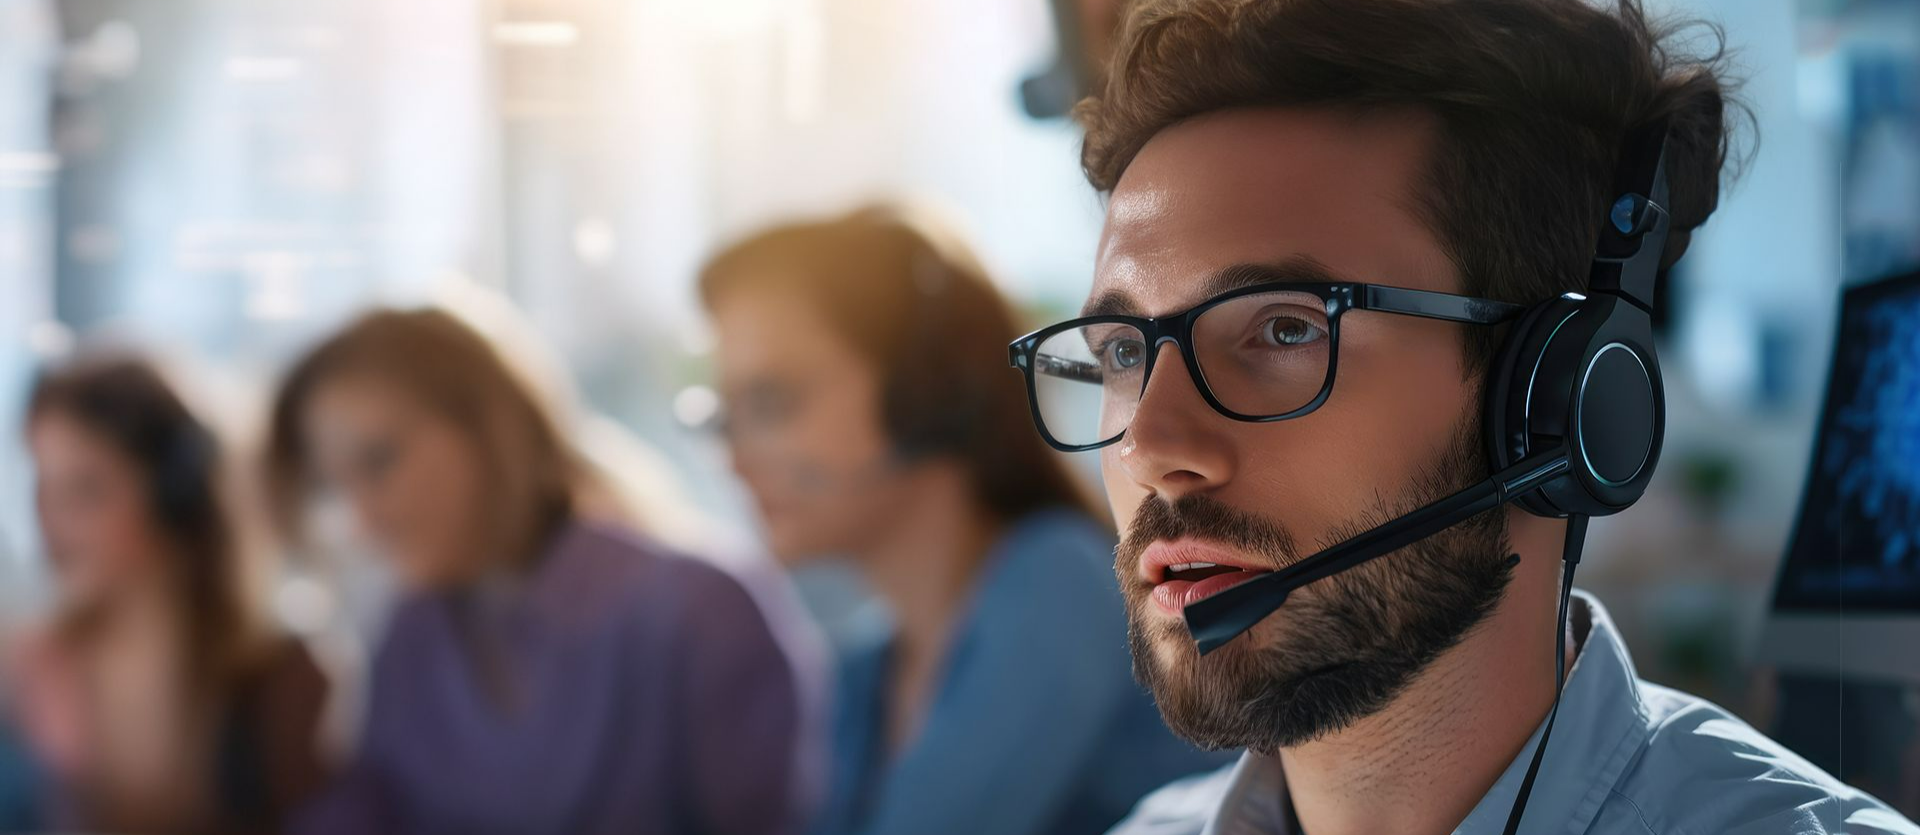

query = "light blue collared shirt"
[1109,591,1920,835]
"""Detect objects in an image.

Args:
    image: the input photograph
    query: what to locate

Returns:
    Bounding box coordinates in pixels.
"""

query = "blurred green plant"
[1677,448,1741,520]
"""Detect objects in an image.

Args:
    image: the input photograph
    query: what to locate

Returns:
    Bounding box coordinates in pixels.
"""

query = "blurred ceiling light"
[0,151,58,189]
[224,56,304,82]
[0,151,58,174]
[243,252,306,321]
[673,385,722,432]
[573,217,618,267]
[493,21,581,47]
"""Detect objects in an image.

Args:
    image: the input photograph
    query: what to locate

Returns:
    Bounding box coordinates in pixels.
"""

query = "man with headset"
[1005,0,1920,833]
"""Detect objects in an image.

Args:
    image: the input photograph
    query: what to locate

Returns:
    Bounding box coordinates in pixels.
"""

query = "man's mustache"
[1117,493,1304,575]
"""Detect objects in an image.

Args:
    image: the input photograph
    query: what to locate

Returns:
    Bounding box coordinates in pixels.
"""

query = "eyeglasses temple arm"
[1359,285,1525,324]
[1031,354,1102,385]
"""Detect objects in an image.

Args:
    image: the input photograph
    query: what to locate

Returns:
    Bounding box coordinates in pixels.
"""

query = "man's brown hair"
[1079,0,1746,370]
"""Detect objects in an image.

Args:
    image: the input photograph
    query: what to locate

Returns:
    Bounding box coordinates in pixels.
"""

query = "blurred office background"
[0,0,1915,820]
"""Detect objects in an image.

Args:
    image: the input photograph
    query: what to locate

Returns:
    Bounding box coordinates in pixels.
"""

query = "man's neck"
[1278,533,1573,835]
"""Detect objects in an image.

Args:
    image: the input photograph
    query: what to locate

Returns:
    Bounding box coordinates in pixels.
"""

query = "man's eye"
[1107,339,1148,369]
[1260,316,1327,347]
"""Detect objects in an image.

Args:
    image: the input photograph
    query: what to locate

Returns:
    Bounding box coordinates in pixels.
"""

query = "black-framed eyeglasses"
[1007,282,1526,452]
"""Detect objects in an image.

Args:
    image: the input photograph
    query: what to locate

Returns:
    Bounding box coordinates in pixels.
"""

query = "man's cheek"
[1101,453,1140,532]
[1243,428,1388,534]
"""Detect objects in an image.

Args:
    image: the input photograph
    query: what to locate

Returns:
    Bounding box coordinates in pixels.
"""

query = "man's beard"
[1117,418,1515,754]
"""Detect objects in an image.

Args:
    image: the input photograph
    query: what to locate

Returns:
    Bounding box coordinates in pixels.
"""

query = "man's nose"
[1114,342,1237,501]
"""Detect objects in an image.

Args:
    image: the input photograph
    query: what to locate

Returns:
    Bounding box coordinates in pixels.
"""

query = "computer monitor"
[1759,269,1920,684]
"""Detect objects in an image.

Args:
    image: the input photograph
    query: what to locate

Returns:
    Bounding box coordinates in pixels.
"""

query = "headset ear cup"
[1484,295,1594,518]
[1484,300,1553,474]
[1484,293,1665,519]
[1564,302,1664,514]
[154,424,215,527]
[884,298,986,462]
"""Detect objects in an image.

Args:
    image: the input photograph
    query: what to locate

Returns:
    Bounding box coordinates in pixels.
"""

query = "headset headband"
[1589,117,1673,312]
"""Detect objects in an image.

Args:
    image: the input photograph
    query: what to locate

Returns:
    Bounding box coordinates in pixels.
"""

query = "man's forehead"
[1083,257,1353,319]
[1088,107,1448,317]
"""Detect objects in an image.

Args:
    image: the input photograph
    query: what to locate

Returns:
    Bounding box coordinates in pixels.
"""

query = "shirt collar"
[1451,591,1652,834]
[1201,591,1652,835]
[1202,754,1289,835]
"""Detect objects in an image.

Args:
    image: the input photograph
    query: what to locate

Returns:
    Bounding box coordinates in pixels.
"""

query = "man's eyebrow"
[1080,288,1136,318]
[1080,255,1353,318]
[1199,256,1351,299]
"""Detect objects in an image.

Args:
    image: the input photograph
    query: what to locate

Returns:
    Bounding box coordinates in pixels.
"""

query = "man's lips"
[1139,539,1273,617]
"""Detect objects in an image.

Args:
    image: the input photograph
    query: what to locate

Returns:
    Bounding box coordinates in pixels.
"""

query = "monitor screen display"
[1774,270,1920,613]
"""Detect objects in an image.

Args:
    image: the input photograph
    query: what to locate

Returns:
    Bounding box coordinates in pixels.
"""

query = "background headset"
[884,230,980,461]
[154,418,220,530]
[1182,117,1676,834]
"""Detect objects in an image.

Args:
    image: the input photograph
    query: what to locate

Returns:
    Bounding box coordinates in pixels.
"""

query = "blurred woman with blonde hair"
[270,307,812,835]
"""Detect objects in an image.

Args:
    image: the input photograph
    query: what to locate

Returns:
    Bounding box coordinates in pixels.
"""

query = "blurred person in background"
[0,712,43,830]
[268,308,810,835]
[701,204,1230,835]
[428,280,768,557]
[5,355,329,834]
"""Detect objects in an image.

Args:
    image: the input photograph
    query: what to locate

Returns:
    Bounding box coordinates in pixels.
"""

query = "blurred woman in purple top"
[269,308,812,835]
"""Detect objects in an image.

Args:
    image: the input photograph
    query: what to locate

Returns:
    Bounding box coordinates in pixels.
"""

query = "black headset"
[1484,116,1672,521]
[1478,116,1673,835]
[881,219,1004,463]
[154,418,220,529]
